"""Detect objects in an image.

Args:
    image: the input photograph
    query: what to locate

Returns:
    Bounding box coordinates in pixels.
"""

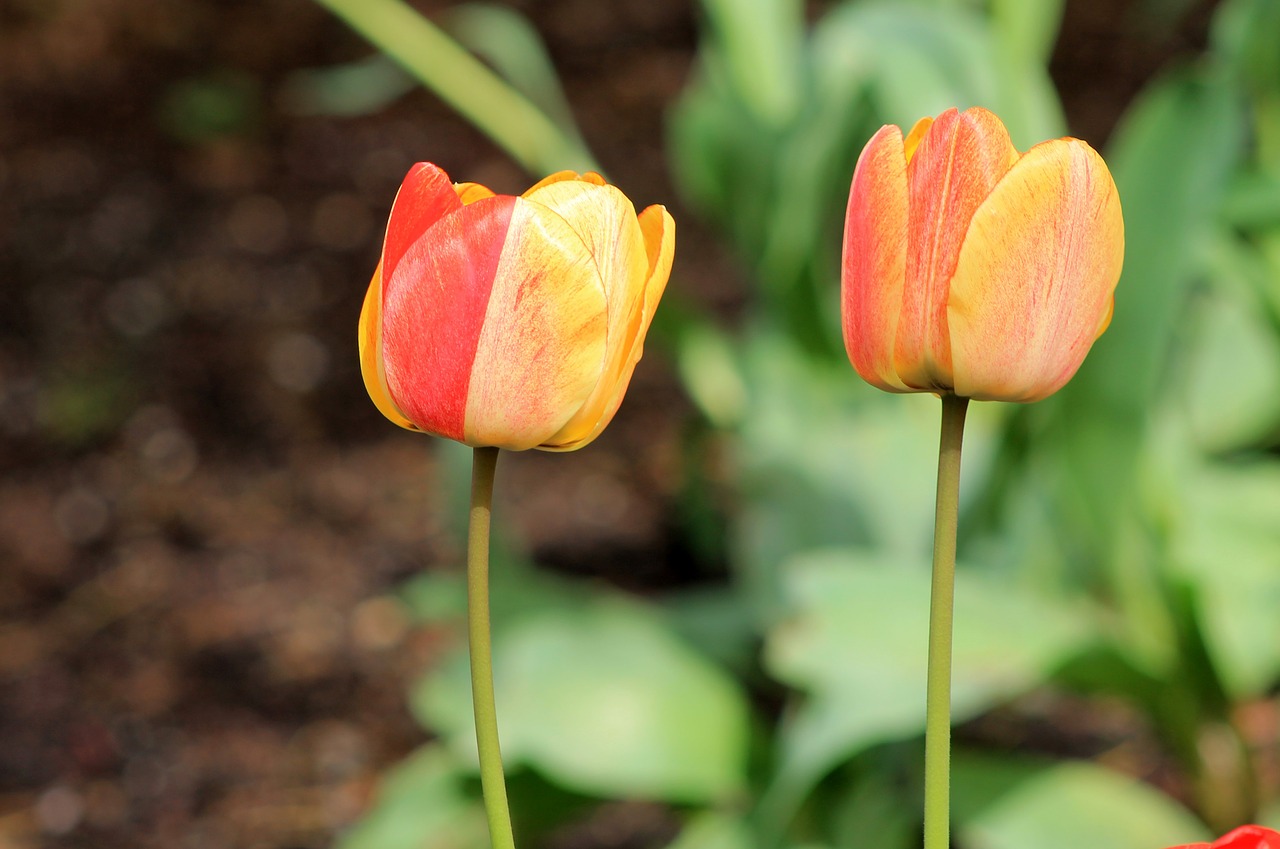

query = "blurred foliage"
[318,0,1280,846]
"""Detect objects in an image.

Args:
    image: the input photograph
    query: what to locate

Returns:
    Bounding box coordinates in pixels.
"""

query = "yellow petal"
[357,262,420,431]
[520,180,654,450]
[842,123,912,393]
[946,138,1124,402]
[463,196,609,450]
[522,170,608,196]
[545,202,676,451]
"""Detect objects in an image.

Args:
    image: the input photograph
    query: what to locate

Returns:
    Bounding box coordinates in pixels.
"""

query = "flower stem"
[924,394,968,849]
[467,446,516,849]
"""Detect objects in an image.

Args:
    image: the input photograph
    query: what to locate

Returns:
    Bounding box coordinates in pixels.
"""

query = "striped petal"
[946,138,1124,402]
[381,195,515,441]
[463,196,609,450]
[358,261,418,430]
[520,179,653,449]
[896,107,1019,390]
[842,123,911,392]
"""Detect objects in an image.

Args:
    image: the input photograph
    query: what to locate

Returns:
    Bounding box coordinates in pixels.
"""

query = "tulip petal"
[843,123,912,392]
[383,163,464,285]
[546,202,676,450]
[463,196,609,450]
[946,138,1124,402]
[455,182,496,205]
[896,107,1019,390]
[523,170,609,195]
[520,180,654,449]
[381,195,516,441]
[358,261,418,430]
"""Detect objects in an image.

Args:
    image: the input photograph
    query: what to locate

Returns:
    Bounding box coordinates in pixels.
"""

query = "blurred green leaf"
[1173,460,1280,698]
[157,72,261,143]
[731,333,1001,617]
[414,598,751,803]
[759,550,1093,829]
[811,2,1064,149]
[698,0,805,126]
[280,55,414,117]
[336,744,487,849]
[665,811,756,849]
[441,3,587,148]
[952,752,1211,849]
[1177,233,1280,452]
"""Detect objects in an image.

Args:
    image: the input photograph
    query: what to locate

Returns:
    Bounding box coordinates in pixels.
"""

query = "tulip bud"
[841,107,1124,402]
[359,164,674,451]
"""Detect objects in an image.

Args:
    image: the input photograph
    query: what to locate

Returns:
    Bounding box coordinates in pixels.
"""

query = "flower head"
[841,106,1124,402]
[359,164,674,451]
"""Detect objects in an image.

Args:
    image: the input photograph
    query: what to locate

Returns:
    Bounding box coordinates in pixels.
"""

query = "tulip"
[359,163,675,451]
[1168,826,1280,849]
[842,106,1124,403]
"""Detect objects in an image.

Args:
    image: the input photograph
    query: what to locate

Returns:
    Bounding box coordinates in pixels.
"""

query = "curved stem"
[924,394,969,849]
[467,446,516,849]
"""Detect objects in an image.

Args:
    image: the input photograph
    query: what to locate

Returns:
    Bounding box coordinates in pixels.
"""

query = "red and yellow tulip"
[359,163,674,451]
[1168,825,1280,849]
[841,106,1124,402]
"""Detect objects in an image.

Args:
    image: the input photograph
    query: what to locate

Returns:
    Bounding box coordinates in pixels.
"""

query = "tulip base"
[468,446,516,849]
[924,394,968,849]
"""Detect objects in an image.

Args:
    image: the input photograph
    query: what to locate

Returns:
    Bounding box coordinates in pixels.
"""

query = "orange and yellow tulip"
[841,106,1124,402]
[1167,825,1280,849]
[359,163,674,451]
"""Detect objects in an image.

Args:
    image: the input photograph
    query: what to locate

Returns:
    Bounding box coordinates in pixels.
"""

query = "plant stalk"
[924,393,969,849]
[467,446,516,849]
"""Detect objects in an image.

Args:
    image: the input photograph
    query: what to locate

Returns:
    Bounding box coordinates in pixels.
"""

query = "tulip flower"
[359,163,675,451]
[842,106,1124,403]
[840,107,1126,849]
[1168,826,1280,849]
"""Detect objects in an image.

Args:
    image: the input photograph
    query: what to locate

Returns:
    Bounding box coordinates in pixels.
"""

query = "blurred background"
[3,0,1280,847]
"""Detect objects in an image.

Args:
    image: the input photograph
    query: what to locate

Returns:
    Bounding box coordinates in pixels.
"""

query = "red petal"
[382,163,464,285]
[381,194,515,440]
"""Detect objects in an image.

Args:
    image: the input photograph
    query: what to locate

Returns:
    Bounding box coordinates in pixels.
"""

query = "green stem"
[312,0,599,176]
[924,394,969,849]
[467,446,516,849]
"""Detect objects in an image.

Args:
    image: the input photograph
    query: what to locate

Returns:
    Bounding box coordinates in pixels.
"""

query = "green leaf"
[414,598,751,803]
[731,333,1002,619]
[698,0,804,125]
[952,752,1211,849]
[665,812,756,849]
[810,2,1064,147]
[759,551,1093,828]
[336,744,487,849]
[1173,459,1280,697]
[1176,233,1280,452]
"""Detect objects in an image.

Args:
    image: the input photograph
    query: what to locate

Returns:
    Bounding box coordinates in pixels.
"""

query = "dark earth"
[0,0,1225,847]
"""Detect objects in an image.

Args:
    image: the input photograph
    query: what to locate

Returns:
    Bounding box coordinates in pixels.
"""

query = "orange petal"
[946,138,1124,402]
[842,123,912,393]
[522,170,609,196]
[381,195,516,441]
[895,107,1019,390]
[520,179,654,450]
[463,196,609,450]
[454,182,497,205]
[357,261,419,431]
